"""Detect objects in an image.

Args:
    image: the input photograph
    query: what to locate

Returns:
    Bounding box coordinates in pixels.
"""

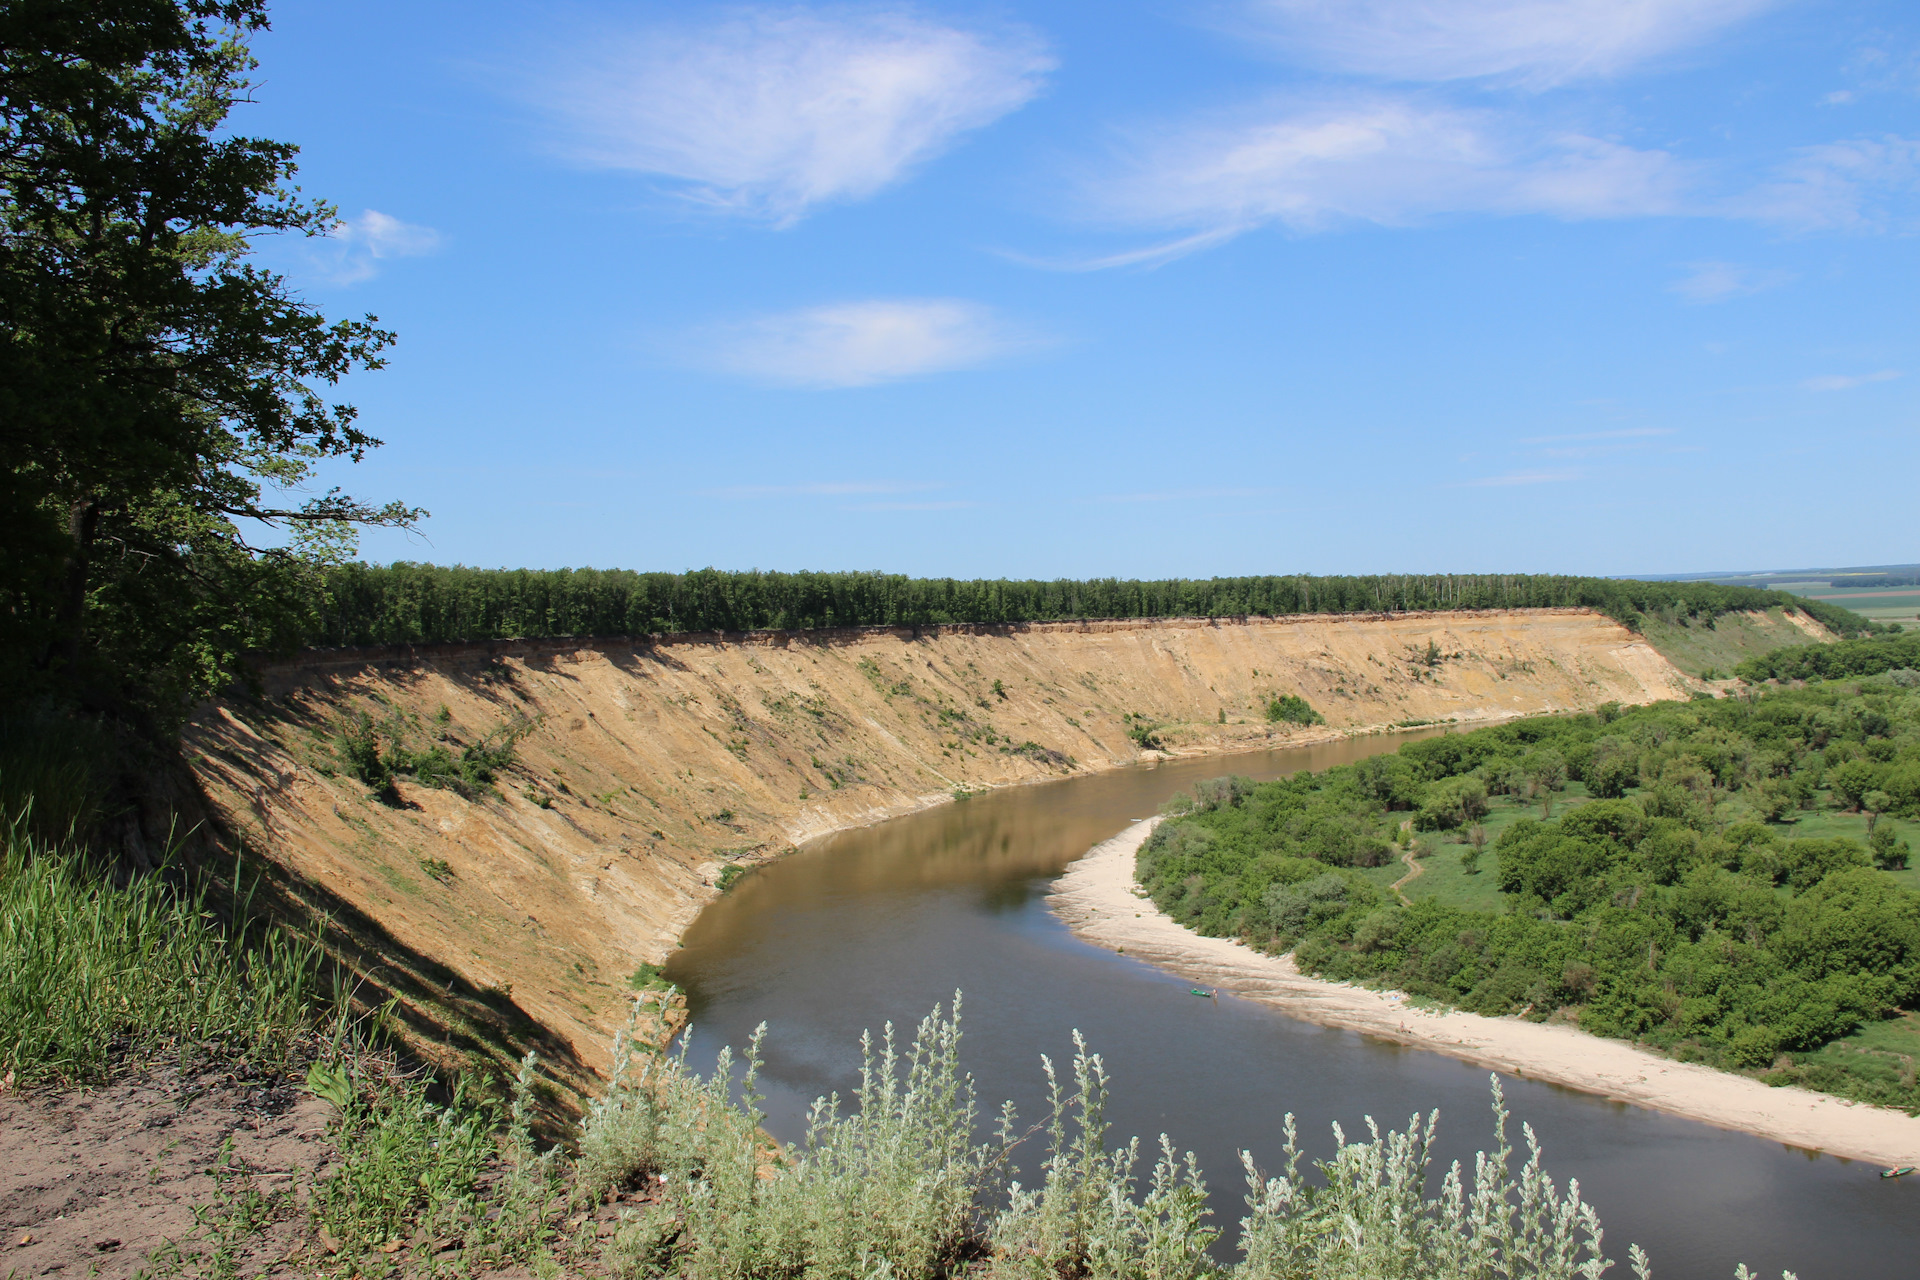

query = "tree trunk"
[50,497,99,669]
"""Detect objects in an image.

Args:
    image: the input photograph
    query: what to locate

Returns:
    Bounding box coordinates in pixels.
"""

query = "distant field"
[1805,589,1920,602]
[1643,565,1920,625]
[1785,585,1920,625]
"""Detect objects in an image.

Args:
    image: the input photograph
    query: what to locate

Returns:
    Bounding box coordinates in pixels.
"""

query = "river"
[664,734,1919,1278]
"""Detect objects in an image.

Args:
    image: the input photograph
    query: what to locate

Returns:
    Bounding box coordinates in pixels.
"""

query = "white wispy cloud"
[1230,0,1777,87]
[1739,135,1920,231]
[1802,369,1904,391]
[313,210,442,284]
[533,7,1050,223]
[1455,470,1578,487]
[704,481,936,497]
[1518,427,1673,443]
[1091,96,1686,240]
[694,299,1041,388]
[1082,487,1276,503]
[1670,261,1793,302]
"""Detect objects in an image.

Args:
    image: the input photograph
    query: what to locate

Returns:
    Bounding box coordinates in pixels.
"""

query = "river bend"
[665,736,1918,1278]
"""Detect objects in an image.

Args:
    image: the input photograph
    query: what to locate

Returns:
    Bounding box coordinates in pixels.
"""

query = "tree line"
[306,563,1873,651]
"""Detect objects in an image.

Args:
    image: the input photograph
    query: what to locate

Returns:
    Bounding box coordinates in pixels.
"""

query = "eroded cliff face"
[184,608,1710,1078]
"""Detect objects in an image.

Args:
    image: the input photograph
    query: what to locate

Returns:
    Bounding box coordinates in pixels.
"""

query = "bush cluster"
[1737,632,1920,684]
[1140,664,1920,1077]
[1265,694,1325,726]
[335,710,532,802]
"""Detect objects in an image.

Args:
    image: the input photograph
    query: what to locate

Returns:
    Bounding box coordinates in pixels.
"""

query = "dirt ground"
[0,1059,331,1279]
[0,1059,670,1279]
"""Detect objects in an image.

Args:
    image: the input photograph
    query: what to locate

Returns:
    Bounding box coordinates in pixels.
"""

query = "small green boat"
[1880,1166,1915,1180]
[1190,988,1214,998]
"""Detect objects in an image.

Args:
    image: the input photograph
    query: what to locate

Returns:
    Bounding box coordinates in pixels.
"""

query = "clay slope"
[185,608,1699,1078]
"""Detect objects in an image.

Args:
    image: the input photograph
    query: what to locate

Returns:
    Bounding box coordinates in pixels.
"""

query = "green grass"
[1402,842,1508,912]
[0,821,326,1085]
[1763,799,1920,890]
[1359,788,1588,907]
[0,713,116,844]
[1772,1011,1920,1112]
[1635,606,1825,678]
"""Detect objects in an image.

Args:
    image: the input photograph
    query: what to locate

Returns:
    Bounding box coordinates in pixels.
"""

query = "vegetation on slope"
[1737,632,1920,684]
[1632,608,1833,679]
[310,562,1874,648]
[1140,645,1920,1109]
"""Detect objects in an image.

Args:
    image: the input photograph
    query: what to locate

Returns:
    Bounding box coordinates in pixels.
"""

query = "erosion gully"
[665,733,1917,1278]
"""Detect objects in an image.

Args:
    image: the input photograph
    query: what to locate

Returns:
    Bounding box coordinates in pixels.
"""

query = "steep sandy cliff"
[183,608,1719,1085]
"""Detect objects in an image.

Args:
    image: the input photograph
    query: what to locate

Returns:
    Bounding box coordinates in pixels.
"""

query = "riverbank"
[1049,818,1920,1167]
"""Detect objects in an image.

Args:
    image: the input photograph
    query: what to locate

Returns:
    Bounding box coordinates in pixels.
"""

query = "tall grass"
[0,712,115,843]
[0,818,325,1085]
[573,993,1800,1280]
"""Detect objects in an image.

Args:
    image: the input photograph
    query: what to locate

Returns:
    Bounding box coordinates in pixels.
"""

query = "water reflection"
[666,736,1915,1279]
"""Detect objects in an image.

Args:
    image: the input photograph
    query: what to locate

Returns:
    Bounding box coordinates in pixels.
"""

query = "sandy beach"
[1049,817,1920,1167]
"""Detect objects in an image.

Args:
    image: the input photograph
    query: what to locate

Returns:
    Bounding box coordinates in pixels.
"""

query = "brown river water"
[665,734,1919,1278]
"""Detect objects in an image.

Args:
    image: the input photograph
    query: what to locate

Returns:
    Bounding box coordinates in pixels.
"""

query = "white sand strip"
[1049,818,1920,1167]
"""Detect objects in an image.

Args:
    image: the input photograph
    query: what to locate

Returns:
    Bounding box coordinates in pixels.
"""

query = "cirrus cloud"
[693,299,1042,388]
[1090,95,1688,244]
[1802,370,1903,392]
[1231,0,1778,87]
[310,209,443,285]
[1737,135,1920,231]
[1669,261,1794,303]
[532,7,1050,224]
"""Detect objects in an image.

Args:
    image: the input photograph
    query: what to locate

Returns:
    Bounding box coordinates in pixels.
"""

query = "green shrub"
[1265,694,1325,726]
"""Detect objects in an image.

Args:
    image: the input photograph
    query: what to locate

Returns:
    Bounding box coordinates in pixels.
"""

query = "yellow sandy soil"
[187,608,1702,1075]
[1050,820,1920,1167]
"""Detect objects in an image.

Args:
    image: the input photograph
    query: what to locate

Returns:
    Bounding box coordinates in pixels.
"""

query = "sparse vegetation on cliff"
[1265,694,1325,726]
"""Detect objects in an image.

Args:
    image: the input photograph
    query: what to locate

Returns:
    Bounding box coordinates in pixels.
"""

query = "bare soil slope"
[185,609,1709,1081]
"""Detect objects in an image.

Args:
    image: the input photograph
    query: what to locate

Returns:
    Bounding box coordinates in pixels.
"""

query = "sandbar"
[1049,818,1920,1167]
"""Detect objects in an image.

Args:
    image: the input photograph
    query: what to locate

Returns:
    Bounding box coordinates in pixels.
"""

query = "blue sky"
[248,0,1918,578]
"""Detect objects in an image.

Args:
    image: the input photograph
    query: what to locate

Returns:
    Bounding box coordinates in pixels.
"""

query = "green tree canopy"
[0,0,417,722]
